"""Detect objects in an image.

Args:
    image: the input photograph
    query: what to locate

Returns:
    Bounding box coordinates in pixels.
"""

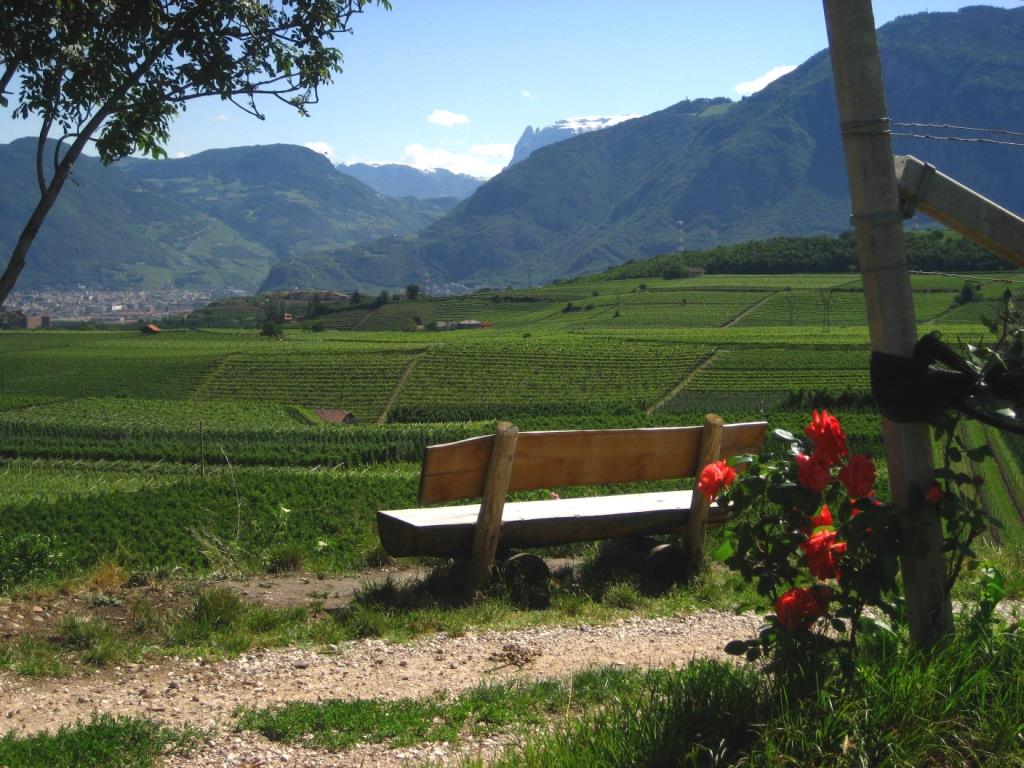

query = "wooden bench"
[377,414,767,592]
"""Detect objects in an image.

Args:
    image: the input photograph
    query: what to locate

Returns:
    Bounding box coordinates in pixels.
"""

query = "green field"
[1,271,1021,578]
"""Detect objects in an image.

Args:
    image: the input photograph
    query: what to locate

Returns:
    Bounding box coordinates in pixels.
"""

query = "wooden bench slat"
[419,422,767,505]
[379,490,729,558]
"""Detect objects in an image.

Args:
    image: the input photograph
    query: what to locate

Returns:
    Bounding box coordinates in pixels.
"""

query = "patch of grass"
[0,714,195,768]
[128,596,163,635]
[54,615,133,667]
[0,635,67,677]
[321,555,761,644]
[475,623,1024,767]
[83,557,129,593]
[162,588,313,656]
[600,581,643,609]
[237,667,648,751]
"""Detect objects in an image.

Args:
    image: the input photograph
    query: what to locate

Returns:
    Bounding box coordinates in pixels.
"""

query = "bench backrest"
[419,421,768,505]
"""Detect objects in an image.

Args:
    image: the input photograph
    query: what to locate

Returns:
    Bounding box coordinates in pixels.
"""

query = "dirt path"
[645,349,718,415]
[378,352,426,425]
[723,292,774,328]
[0,610,760,766]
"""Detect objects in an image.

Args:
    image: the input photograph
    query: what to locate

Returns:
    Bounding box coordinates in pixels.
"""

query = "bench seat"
[379,489,727,558]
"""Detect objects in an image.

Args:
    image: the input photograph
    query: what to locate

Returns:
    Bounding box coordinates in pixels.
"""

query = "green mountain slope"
[1,142,450,293]
[266,6,1024,292]
[122,145,449,258]
[0,138,276,291]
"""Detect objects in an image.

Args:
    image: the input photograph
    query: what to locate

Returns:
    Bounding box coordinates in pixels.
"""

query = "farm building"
[313,408,357,424]
[11,312,50,329]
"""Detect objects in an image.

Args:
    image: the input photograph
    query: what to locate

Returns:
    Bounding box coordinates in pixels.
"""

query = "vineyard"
[1,269,1021,577]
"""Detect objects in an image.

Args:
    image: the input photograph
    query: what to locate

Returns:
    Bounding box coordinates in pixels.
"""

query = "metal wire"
[908,269,1024,285]
[893,121,1024,139]
[891,131,1024,149]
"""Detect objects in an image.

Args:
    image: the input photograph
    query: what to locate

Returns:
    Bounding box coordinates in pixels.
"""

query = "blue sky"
[2,1,1020,178]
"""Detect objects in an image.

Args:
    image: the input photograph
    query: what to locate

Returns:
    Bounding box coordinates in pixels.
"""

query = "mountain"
[508,115,639,166]
[119,145,450,262]
[265,6,1024,292]
[0,142,450,293]
[337,162,482,201]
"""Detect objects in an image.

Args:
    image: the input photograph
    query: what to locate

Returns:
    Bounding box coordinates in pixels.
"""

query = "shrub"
[0,533,67,591]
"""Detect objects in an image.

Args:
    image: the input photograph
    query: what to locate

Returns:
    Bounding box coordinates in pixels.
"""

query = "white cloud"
[403,142,513,178]
[427,109,470,127]
[304,141,338,163]
[521,89,537,101]
[733,65,797,96]
[174,151,189,159]
[210,114,230,122]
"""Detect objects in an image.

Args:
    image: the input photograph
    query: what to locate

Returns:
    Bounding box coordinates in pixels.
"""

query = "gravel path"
[0,609,760,766]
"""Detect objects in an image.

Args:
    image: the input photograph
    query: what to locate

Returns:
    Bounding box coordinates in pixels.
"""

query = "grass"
[471,621,1024,767]
[0,552,758,676]
[237,666,648,751]
[324,552,759,643]
[0,714,195,768]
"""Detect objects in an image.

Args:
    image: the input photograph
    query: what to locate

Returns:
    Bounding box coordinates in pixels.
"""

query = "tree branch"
[35,117,52,198]
[0,61,18,104]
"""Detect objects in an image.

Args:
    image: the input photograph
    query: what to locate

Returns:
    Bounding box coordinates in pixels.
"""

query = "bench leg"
[687,413,724,574]
[465,421,518,595]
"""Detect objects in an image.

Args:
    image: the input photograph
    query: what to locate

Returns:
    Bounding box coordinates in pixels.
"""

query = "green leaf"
[712,539,735,561]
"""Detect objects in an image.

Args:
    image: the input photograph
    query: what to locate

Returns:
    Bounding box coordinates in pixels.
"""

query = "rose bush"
[708,411,909,685]
[710,406,999,689]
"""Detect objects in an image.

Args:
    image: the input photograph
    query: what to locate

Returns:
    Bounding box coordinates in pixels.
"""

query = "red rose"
[838,454,875,498]
[801,528,847,580]
[925,482,943,504]
[697,459,736,502]
[795,452,831,493]
[804,409,847,465]
[775,586,829,631]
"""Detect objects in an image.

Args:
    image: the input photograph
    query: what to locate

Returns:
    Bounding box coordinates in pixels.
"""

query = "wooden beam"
[823,0,953,646]
[418,422,767,505]
[379,490,725,558]
[464,421,518,595]
[895,154,1024,269]
[687,413,724,572]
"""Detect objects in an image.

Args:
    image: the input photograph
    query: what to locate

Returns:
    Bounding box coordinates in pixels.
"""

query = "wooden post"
[823,0,953,645]
[895,155,1024,268]
[687,413,724,573]
[465,421,518,595]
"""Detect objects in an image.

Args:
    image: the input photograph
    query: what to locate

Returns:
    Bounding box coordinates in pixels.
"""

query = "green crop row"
[0,416,491,466]
[0,463,422,573]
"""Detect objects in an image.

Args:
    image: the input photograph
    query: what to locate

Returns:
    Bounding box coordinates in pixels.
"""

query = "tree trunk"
[0,148,79,308]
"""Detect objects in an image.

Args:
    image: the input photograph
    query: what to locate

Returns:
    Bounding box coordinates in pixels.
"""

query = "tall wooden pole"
[822,0,953,646]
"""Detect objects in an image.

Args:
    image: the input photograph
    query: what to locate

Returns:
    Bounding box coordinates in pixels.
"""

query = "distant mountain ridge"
[264,5,1024,293]
[0,142,450,293]
[508,115,639,166]
[337,162,482,201]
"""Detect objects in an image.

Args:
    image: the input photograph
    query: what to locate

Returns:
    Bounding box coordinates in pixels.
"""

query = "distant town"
[5,287,245,324]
